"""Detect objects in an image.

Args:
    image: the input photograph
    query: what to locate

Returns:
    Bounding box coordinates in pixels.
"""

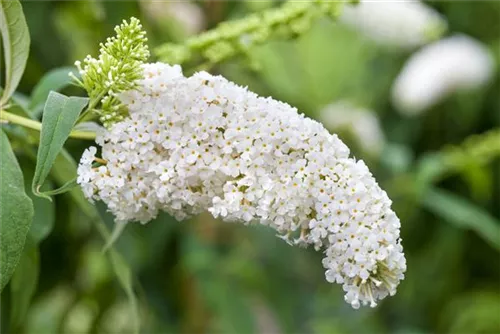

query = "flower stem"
[76,93,105,124]
[69,129,97,140]
[0,110,96,140]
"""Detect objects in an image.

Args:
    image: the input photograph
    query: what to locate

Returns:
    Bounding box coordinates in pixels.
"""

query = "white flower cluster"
[392,35,495,114]
[340,0,446,49]
[77,63,406,308]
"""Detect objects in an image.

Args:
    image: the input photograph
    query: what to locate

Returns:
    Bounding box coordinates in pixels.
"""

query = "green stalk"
[0,110,96,140]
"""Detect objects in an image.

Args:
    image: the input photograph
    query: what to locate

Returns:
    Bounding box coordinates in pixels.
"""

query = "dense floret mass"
[77,63,406,308]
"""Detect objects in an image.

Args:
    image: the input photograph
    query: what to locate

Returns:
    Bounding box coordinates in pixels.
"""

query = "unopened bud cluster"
[77,63,406,308]
[155,0,348,66]
[72,17,149,127]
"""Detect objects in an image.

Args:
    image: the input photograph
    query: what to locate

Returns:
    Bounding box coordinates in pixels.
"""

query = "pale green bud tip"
[73,17,150,128]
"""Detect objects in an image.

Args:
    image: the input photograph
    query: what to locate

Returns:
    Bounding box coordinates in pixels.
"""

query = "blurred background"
[2,1,500,333]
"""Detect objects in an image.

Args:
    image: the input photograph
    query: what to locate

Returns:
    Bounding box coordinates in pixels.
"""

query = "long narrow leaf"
[32,91,88,199]
[423,188,500,251]
[0,0,30,106]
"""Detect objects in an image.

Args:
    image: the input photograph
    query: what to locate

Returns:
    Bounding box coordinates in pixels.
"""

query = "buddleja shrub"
[0,1,408,332]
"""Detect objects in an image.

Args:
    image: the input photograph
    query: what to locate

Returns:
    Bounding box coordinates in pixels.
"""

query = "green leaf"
[20,159,55,243]
[423,188,500,251]
[32,91,88,199]
[10,239,39,328]
[3,100,92,218]
[1,93,41,143]
[3,100,40,143]
[12,91,30,110]
[36,177,77,196]
[29,66,77,114]
[0,0,30,107]
[0,130,34,291]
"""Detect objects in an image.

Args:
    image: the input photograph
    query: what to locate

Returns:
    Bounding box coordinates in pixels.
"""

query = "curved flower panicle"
[77,62,406,308]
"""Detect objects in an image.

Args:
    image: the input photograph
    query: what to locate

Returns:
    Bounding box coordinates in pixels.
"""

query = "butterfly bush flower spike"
[71,17,149,127]
[77,61,406,309]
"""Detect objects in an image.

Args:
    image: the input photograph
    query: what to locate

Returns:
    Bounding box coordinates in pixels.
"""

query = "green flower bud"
[72,17,149,128]
[155,0,353,68]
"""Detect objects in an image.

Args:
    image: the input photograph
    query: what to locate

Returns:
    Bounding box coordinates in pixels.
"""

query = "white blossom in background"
[319,101,385,155]
[77,63,406,308]
[392,35,495,115]
[140,0,205,36]
[340,0,447,49]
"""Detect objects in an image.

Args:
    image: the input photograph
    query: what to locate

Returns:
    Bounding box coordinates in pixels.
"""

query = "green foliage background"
[1,1,499,333]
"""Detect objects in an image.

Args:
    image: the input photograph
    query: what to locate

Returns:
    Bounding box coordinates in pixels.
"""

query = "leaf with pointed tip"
[32,91,88,199]
[0,0,30,106]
